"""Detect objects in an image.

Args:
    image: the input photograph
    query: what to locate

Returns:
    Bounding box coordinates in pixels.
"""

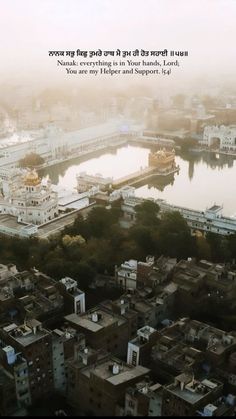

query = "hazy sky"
[1,0,236,89]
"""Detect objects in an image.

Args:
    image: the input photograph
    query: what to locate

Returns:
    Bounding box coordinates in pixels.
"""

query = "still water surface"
[41,145,236,216]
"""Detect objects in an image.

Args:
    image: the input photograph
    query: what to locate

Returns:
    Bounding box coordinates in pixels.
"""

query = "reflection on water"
[40,145,236,216]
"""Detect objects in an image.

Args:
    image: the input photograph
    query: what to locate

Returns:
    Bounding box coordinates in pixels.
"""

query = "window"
[131,351,137,366]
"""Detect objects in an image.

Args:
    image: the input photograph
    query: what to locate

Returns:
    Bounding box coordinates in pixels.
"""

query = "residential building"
[64,306,130,358]
[127,326,159,367]
[122,381,163,416]
[162,374,224,416]
[67,354,150,416]
[0,319,54,402]
[57,277,85,315]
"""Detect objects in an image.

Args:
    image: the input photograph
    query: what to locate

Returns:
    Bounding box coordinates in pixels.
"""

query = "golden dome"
[155,149,166,158]
[24,169,41,186]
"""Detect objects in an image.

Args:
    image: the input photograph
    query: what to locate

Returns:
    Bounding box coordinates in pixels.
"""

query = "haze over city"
[1,1,236,416]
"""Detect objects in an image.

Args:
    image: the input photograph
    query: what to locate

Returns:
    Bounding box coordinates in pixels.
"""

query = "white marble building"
[201,125,236,151]
[0,169,58,225]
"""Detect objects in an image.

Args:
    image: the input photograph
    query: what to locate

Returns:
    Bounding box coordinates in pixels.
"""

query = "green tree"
[130,225,156,256]
[158,211,196,259]
[19,152,45,168]
[196,236,212,260]
[135,200,160,227]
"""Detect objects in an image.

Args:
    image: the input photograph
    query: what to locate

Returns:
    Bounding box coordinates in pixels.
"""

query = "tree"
[62,234,85,247]
[130,225,156,256]
[135,201,160,227]
[71,261,95,288]
[196,236,211,260]
[206,233,231,262]
[158,211,197,259]
[86,206,120,238]
[19,152,45,168]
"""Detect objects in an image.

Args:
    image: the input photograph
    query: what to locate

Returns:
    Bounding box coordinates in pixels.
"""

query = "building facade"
[0,169,58,225]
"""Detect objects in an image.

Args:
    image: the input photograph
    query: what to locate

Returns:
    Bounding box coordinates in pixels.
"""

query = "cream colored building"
[0,169,58,225]
[201,125,236,151]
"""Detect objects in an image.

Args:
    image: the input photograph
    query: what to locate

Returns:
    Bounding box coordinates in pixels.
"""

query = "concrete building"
[137,255,177,289]
[157,199,236,235]
[0,366,19,415]
[122,381,163,416]
[99,298,138,341]
[115,255,177,291]
[0,267,64,326]
[151,336,205,383]
[76,172,113,193]
[10,354,31,411]
[67,354,150,416]
[0,319,54,402]
[0,119,131,169]
[57,277,85,315]
[171,258,236,316]
[115,259,138,290]
[64,306,130,358]
[127,326,158,367]
[196,396,235,416]
[162,374,224,416]
[51,327,77,394]
[0,348,31,411]
[172,259,207,314]
[151,317,236,388]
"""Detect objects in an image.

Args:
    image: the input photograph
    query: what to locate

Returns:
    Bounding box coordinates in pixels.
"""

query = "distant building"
[157,199,236,235]
[201,125,236,151]
[76,172,113,193]
[148,148,177,173]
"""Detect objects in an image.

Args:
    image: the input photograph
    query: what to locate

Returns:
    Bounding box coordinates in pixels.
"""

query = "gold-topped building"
[148,148,177,173]
[0,168,58,225]
[24,169,41,187]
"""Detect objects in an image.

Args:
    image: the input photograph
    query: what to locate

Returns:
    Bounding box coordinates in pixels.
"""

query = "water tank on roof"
[112,363,120,375]
[92,312,98,322]
[3,346,16,365]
